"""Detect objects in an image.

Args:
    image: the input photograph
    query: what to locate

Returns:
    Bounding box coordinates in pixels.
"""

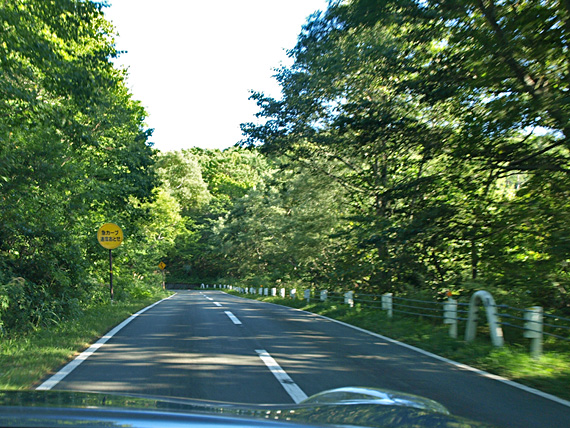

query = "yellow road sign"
[97,223,124,250]
[158,261,166,270]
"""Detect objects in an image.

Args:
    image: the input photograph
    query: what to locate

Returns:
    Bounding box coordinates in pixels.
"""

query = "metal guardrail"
[496,305,570,339]
[205,284,570,357]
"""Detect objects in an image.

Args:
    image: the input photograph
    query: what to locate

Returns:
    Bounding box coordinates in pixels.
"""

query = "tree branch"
[476,0,540,96]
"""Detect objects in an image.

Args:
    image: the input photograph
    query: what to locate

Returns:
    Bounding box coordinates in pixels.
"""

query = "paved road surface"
[46,290,570,427]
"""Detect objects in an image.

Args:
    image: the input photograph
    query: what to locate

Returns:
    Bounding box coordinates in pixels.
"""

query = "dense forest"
[1,0,569,336]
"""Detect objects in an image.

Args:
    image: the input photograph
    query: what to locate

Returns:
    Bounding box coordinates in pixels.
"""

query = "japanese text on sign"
[97,223,124,250]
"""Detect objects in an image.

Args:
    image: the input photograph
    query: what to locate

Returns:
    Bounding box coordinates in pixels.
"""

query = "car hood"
[0,387,495,427]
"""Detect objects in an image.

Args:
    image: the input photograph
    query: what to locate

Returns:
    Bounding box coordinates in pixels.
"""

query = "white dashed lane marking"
[256,349,308,404]
[224,311,242,325]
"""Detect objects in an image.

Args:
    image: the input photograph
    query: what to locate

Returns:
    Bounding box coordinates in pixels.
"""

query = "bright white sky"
[103,1,330,152]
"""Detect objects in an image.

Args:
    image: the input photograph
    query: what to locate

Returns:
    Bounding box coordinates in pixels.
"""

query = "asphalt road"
[47,290,569,427]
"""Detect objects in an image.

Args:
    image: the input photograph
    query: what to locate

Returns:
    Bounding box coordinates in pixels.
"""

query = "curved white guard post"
[465,290,504,347]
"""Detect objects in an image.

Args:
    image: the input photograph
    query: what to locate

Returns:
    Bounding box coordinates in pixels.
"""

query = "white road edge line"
[319,314,570,409]
[224,311,242,325]
[36,293,177,391]
[256,349,308,404]
[223,292,570,409]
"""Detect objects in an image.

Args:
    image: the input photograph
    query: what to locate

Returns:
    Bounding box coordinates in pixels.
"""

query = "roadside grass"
[0,294,171,390]
[230,292,570,402]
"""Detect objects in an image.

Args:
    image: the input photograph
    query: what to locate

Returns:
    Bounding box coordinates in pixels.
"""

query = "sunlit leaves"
[0,0,157,333]
[236,0,570,308]
[156,151,211,213]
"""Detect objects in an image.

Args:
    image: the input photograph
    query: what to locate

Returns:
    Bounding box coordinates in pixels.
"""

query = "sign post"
[97,223,124,301]
[158,261,166,289]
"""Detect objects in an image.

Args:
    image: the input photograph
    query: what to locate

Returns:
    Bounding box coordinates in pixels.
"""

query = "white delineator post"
[382,293,393,318]
[344,291,354,308]
[443,298,458,338]
[524,306,543,359]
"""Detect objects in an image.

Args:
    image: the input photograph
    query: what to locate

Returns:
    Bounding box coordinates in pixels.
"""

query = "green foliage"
[115,273,162,300]
[156,151,211,213]
[0,0,159,336]
[162,148,270,283]
[0,278,27,335]
[235,0,570,311]
[216,162,351,286]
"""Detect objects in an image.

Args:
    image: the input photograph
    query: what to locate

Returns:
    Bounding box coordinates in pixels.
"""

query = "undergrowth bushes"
[0,273,164,338]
